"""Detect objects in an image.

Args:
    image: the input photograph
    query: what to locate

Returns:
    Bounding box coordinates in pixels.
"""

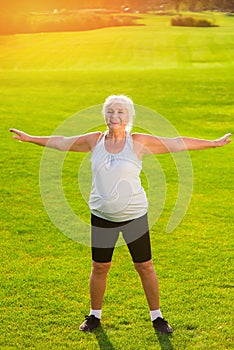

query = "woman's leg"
[134,259,160,310]
[90,214,119,310]
[124,221,173,334]
[90,260,112,309]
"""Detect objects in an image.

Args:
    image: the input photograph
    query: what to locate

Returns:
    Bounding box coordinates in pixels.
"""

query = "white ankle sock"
[89,309,102,319]
[150,309,163,321]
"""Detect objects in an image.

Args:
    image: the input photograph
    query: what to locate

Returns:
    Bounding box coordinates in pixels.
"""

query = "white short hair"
[102,95,135,132]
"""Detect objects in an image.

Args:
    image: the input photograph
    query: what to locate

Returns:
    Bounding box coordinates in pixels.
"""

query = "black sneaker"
[153,317,173,335]
[79,315,101,332]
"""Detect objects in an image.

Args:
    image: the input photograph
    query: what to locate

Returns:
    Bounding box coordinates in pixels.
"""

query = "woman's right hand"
[9,128,30,142]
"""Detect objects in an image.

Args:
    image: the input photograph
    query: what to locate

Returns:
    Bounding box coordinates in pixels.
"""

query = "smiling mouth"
[110,120,121,125]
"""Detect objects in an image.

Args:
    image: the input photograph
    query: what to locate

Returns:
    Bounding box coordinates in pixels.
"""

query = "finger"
[224,133,231,139]
[223,137,232,144]
[12,132,21,138]
[10,128,20,135]
[10,128,22,138]
[219,133,231,143]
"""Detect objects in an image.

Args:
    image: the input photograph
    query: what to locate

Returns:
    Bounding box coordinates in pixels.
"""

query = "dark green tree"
[188,0,198,11]
[200,0,234,10]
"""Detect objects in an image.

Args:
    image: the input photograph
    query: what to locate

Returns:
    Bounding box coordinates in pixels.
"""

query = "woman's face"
[105,103,129,131]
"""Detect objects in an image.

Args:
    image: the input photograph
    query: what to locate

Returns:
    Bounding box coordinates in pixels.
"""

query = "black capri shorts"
[91,213,152,263]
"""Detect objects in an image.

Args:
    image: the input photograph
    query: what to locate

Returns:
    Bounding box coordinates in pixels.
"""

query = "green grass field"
[1,13,234,349]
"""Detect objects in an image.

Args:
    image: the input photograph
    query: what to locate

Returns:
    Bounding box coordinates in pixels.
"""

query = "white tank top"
[89,131,148,222]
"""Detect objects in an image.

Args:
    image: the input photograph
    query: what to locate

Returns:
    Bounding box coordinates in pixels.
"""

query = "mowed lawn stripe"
[0,14,233,71]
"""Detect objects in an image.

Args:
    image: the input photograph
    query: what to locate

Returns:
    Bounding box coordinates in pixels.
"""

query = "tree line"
[1,0,234,13]
[167,0,234,12]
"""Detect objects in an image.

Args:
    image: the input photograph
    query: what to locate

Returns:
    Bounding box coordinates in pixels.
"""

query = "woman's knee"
[92,261,112,275]
[134,259,155,276]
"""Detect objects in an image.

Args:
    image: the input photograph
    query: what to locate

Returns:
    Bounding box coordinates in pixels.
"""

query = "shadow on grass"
[94,326,115,350]
[155,330,174,350]
[93,325,174,349]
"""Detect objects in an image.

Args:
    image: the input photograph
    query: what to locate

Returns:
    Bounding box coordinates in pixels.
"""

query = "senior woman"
[10,95,231,335]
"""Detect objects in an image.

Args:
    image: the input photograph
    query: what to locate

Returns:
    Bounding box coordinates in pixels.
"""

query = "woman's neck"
[106,129,126,141]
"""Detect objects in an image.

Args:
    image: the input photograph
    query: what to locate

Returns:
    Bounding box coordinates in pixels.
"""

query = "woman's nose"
[113,111,119,118]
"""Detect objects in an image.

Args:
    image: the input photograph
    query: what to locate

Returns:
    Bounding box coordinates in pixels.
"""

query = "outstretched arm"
[132,133,232,155]
[9,128,102,152]
[175,133,231,151]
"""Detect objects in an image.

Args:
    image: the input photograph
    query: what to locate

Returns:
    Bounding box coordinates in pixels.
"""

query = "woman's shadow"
[94,327,174,350]
[155,330,174,350]
[94,326,115,350]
